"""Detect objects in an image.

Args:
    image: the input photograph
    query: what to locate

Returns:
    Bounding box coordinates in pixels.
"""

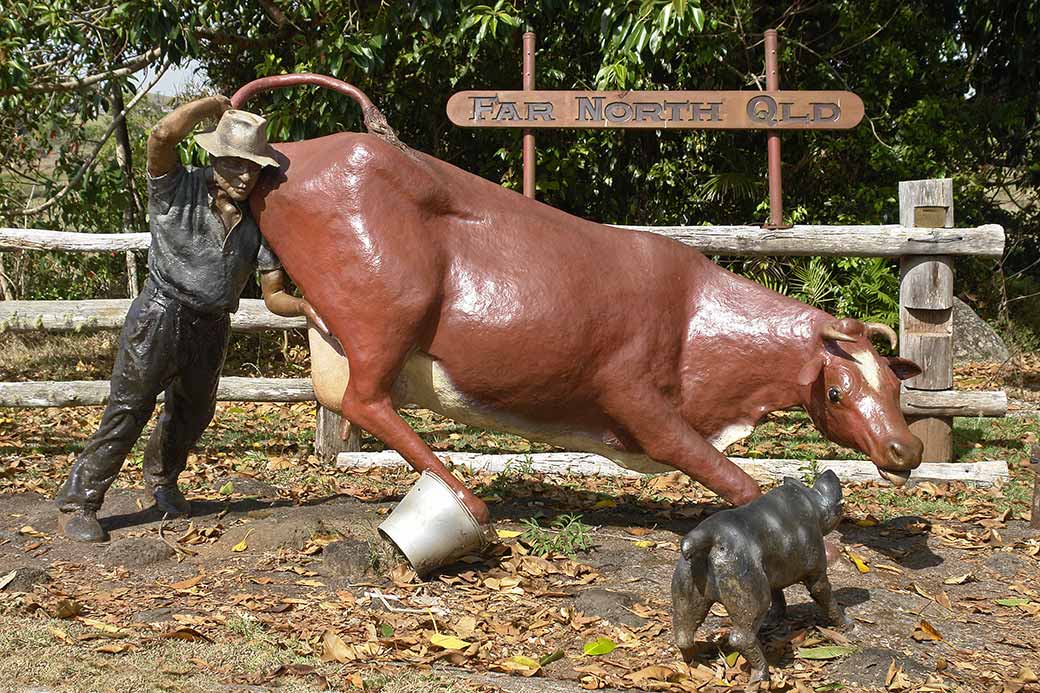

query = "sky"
[138,59,209,97]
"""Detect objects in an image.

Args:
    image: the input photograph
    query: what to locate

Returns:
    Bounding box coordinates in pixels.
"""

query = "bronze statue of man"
[54,95,321,542]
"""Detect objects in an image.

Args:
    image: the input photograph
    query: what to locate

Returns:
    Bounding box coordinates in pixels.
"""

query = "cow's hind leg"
[600,387,760,505]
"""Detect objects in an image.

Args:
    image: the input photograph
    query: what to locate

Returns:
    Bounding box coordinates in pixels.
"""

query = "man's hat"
[195,109,279,168]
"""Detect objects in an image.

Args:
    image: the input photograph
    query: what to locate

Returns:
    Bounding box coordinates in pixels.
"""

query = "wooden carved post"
[898,179,955,462]
[315,405,361,463]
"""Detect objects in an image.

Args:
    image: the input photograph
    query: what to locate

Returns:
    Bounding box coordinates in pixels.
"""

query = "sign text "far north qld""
[446,90,864,130]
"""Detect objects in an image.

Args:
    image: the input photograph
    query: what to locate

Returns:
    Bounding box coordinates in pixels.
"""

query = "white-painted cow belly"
[307,331,674,474]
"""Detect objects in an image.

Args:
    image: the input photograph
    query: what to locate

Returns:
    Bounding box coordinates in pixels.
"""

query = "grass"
[520,513,595,556]
[0,613,481,693]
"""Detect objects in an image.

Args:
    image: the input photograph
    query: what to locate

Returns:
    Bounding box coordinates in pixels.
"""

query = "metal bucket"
[379,471,494,577]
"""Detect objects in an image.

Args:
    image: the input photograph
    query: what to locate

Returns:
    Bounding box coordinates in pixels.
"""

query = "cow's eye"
[827,387,842,404]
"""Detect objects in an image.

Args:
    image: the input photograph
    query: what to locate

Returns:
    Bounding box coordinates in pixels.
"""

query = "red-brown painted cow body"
[239,76,923,525]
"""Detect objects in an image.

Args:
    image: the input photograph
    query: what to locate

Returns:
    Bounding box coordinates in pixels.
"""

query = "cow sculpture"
[232,75,923,528]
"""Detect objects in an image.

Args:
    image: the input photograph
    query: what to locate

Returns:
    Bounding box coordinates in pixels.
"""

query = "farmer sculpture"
[229,74,924,571]
[55,96,322,542]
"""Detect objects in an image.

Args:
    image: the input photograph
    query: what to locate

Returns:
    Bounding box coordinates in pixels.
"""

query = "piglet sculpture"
[672,470,851,683]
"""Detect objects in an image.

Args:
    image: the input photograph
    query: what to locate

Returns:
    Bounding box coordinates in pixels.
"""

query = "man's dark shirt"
[147,164,279,314]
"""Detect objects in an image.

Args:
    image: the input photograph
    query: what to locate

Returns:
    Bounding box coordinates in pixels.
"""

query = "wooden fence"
[0,178,1009,475]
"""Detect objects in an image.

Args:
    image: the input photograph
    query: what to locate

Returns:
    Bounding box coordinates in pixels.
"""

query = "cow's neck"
[693,270,831,435]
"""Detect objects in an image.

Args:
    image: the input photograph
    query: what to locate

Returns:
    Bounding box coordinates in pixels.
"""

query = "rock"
[831,646,930,687]
[0,566,50,592]
[224,517,328,552]
[132,607,175,623]
[953,298,1009,364]
[323,538,376,581]
[982,552,1030,578]
[101,537,175,568]
[574,588,647,628]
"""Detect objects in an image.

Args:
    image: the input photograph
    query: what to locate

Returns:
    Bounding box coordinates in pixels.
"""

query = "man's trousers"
[55,279,230,513]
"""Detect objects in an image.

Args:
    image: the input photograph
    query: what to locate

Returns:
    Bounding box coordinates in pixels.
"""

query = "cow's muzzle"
[877,437,924,486]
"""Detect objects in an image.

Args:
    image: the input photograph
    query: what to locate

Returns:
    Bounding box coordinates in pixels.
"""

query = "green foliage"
[520,513,594,556]
[1,0,1037,336]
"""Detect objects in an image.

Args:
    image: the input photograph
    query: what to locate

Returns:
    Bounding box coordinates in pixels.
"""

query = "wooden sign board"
[447,90,864,130]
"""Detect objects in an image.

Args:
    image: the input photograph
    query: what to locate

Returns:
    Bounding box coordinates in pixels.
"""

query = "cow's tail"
[680,527,714,561]
[230,73,407,152]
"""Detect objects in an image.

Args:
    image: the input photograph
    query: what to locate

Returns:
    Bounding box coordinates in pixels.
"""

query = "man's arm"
[147,95,232,177]
[260,269,329,334]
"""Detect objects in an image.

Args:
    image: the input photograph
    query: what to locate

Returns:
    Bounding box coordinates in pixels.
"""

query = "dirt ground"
[0,339,1037,692]
[0,455,1037,693]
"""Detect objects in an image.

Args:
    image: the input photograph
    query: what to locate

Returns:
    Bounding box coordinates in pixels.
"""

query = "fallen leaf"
[429,633,471,650]
[496,529,522,539]
[795,645,857,660]
[321,629,353,662]
[848,552,870,573]
[231,529,253,553]
[96,642,131,654]
[943,573,973,585]
[48,626,72,644]
[494,655,541,676]
[51,600,82,619]
[634,540,654,548]
[582,637,617,656]
[158,627,210,642]
[170,571,205,590]
[219,481,234,495]
[911,620,943,641]
[0,570,17,590]
[626,665,676,683]
[1012,666,1038,684]
[996,598,1031,607]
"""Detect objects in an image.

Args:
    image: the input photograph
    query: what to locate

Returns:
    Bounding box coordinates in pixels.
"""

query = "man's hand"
[300,299,329,335]
[148,95,234,177]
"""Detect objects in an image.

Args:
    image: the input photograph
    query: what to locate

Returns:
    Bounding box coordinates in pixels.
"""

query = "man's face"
[213,156,262,201]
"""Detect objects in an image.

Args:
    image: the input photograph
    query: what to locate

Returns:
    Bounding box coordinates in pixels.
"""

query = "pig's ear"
[813,469,842,505]
[797,354,825,386]
[886,356,922,381]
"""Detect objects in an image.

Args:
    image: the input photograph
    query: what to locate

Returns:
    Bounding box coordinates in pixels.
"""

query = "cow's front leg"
[601,387,760,505]
[339,389,490,525]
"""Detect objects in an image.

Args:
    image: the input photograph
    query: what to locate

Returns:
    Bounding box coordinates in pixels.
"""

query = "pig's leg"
[761,589,787,631]
[716,564,771,683]
[804,572,854,631]
[600,387,761,505]
[671,555,713,662]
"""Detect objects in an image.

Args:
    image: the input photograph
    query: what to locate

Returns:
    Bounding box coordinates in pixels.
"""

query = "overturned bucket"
[379,471,494,577]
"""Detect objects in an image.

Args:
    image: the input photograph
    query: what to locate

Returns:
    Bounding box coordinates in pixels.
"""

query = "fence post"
[898,178,955,463]
[315,405,361,463]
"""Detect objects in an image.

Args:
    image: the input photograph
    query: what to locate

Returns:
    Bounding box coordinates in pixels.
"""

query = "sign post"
[447,30,863,226]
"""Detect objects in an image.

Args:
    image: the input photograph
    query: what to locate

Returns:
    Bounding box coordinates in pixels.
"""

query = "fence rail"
[2,223,1005,257]
[0,195,1011,476]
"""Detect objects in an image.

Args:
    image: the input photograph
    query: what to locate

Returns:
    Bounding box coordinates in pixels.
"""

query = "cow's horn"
[820,322,858,343]
[864,322,898,350]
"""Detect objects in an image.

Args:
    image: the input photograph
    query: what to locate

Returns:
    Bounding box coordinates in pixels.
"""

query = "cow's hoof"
[62,510,108,543]
[152,486,191,518]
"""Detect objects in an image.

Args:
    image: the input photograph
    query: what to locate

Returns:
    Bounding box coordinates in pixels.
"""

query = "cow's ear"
[797,354,825,386]
[886,356,922,381]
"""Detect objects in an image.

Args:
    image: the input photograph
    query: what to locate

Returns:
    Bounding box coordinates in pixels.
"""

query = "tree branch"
[0,47,161,97]
[21,62,169,217]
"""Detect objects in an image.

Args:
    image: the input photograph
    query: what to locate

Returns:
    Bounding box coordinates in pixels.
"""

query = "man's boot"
[151,485,191,518]
[61,509,108,543]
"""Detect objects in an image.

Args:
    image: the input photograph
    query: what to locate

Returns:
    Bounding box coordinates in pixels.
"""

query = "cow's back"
[252,133,709,394]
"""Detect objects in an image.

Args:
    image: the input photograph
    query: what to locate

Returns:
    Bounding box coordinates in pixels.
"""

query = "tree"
[1,1,1037,339]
